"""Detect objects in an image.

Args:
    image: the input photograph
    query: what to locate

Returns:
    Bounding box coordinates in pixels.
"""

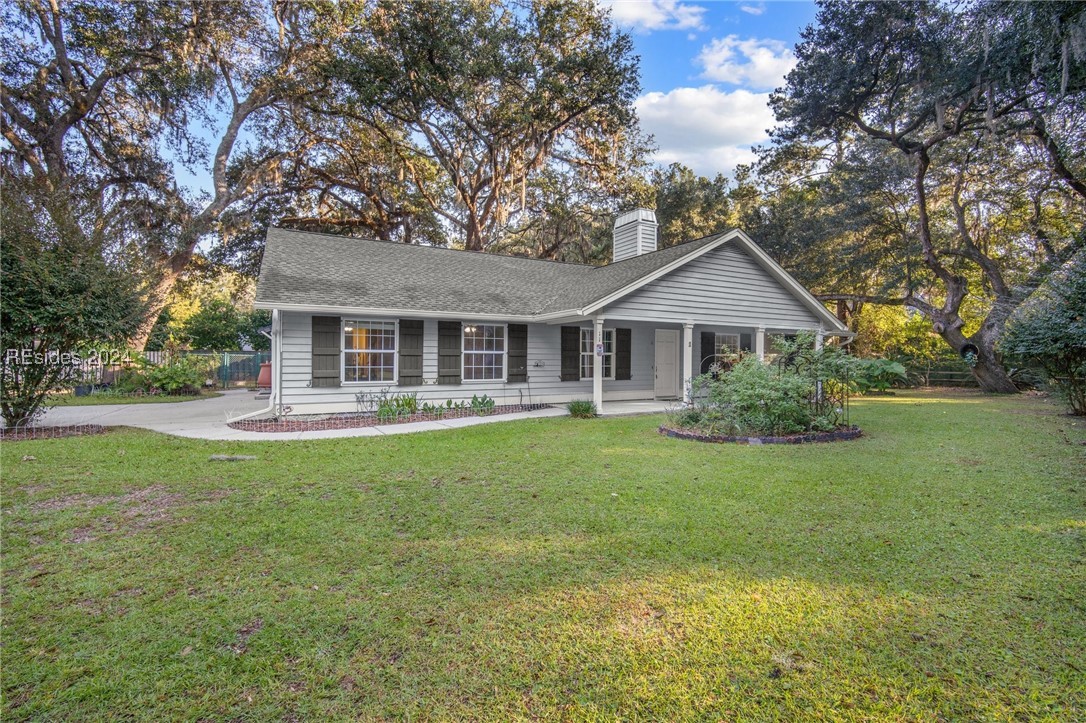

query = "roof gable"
[583,231,847,332]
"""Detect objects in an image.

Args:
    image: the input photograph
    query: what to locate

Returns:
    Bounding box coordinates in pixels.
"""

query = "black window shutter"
[312,315,342,387]
[437,321,462,384]
[615,328,632,381]
[508,324,528,382]
[398,319,424,386]
[740,333,753,353]
[560,326,580,381]
[700,331,716,374]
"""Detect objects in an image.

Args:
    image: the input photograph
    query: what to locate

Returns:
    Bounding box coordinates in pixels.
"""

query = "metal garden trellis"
[775,350,851,429]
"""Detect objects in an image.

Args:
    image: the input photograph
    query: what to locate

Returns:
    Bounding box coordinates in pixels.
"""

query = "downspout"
[273,308,283,415]
[226,308,281,423]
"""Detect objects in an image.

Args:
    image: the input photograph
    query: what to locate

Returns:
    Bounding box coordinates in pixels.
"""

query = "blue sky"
[177,1,816,196]
[607,0,818,178]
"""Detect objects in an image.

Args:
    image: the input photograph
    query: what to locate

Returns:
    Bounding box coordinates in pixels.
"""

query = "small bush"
[146,356,205,395]
[111,367,151,394]
[567,400,597,418]
[420,402,446,418]
[676,349,850,437]
[852,358,908,394]
[470,394,496,415]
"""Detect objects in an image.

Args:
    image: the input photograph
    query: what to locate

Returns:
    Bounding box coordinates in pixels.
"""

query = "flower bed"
[229,404,553,433]
[659,424,862,445]
[0,424,108,441]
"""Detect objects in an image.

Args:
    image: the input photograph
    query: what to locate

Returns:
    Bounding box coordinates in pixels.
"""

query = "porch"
[580,318,828,415]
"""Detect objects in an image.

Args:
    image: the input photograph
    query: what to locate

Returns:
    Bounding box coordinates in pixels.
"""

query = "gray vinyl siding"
[278,312,659,414]
[602,243,824,328]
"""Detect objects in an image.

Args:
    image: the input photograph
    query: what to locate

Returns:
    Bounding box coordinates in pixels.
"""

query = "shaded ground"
[2,390,1084,720]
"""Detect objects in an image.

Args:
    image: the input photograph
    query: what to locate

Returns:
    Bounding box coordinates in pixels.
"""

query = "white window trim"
[341,318,399,385]
[580,327,616,381]
[461,322,508,383]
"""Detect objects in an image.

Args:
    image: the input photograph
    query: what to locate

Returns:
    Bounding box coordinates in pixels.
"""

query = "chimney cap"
[614,208,657,228]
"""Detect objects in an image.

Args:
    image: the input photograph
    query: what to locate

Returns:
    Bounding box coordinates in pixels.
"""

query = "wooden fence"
[905,360,980,387]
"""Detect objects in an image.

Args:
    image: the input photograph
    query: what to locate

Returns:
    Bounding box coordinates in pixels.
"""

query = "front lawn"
[2,390,1083,720]
[47,391,223,406]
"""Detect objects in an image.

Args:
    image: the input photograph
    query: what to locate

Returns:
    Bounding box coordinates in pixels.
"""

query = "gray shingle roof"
[255,227,726,317]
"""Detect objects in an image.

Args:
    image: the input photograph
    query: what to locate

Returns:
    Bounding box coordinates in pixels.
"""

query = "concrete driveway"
[39,390,269,437]
[36,390,568,441]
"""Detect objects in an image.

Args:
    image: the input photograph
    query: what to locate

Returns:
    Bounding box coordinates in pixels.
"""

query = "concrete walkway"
[37,392,672,441]
[38,390,568,441]
[599,399,679,416]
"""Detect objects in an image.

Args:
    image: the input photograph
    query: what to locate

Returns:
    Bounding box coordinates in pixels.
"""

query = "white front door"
[654,329,680,399]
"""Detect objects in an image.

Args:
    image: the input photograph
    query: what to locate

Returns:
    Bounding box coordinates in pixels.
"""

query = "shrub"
[567,400,597,418]
[1001,250,1086,415]
[1,178,143,425]
[852,358,908,394]
[146,356,205,395]
[111,366,152,394]
[677,352,849,437]
[703,358,819,435]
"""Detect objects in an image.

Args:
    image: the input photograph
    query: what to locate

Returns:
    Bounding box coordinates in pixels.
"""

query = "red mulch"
[0,424,108,441]
[230,404,553,433]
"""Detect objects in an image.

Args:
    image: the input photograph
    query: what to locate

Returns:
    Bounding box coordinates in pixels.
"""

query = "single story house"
[253,209,851,415]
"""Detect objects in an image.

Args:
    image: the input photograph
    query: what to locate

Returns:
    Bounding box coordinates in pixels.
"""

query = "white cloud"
[738,2,765,15]
[697,35,797,90]
[635,85,775,177]
[603,1,707,32]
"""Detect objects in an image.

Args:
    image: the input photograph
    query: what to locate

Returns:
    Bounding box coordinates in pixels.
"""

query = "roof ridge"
[269,226,599,269]
[591,229,734,269]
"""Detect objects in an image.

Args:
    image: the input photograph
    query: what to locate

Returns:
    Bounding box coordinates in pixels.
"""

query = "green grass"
[47,391,223,406]
[2,390,1083,720]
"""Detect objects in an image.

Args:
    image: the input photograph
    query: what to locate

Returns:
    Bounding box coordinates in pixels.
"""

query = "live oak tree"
[769,0,1086,392]
[1,0,441,349]
[328,0,644,252]
[652,163,735,248]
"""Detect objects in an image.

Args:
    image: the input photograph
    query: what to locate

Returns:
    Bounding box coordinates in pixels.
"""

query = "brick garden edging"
[659,425,863,445]
[230,404,553,433]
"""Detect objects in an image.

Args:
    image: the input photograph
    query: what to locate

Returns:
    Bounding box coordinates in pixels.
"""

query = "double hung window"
[580,328,614,379]
[343,320,397,382]
[463,324,506,380]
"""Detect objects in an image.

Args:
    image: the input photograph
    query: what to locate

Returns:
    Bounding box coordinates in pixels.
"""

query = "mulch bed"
[0,424,108,441]
[230,403,553,433]
[659,425,862,445]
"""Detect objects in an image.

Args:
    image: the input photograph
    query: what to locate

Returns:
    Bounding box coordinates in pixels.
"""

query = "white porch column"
[593,316,605,414]
[815,328,825,350]
[682,321,694,404]
[755,327,766,361]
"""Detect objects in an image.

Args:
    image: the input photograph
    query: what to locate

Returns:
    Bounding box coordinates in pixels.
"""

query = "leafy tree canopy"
[0,173,143,425]
[1001,250,1086,414]
[760,0,1086,391]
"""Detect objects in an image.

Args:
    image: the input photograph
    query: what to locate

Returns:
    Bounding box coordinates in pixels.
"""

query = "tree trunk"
[938,322,1019,394]
[968,357,1019,393]
[128,268,182,351]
